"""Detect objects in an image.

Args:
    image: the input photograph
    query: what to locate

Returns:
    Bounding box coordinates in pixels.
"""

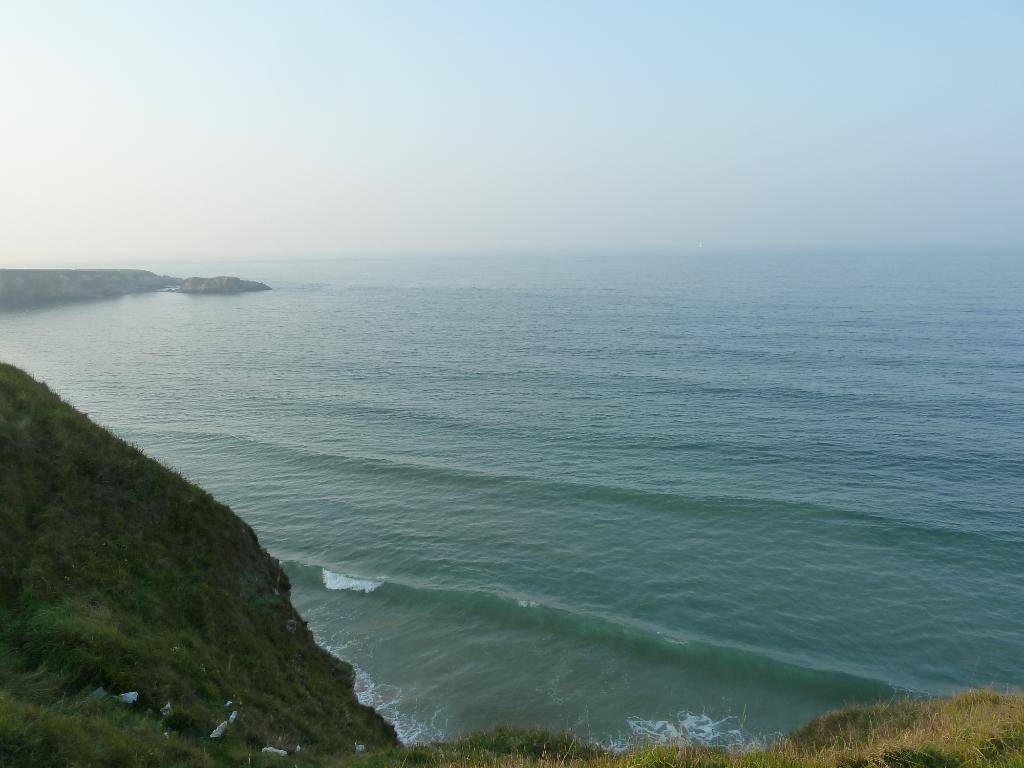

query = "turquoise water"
[2,254,1022,745]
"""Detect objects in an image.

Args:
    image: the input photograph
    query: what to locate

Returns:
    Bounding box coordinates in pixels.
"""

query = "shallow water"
[2,253,1021,745]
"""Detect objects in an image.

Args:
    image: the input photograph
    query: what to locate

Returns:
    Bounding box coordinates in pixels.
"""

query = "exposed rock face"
[0,269,181,308]
[179,276,271,294]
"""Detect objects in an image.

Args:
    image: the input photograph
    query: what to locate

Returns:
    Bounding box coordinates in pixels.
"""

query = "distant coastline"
[0,268,270,308]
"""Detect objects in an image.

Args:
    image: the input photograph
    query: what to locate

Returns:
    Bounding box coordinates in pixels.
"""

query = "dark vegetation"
[0,362,392,765]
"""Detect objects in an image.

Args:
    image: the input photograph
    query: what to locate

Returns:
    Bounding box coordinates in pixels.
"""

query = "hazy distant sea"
[3,254,1022,745]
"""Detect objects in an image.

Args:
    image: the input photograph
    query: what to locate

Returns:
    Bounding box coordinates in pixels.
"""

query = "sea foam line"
[316,628,444,745]
[322,568,383,593]
[322,566,543,610]
[351,664,446,745]
[606,712,747,752]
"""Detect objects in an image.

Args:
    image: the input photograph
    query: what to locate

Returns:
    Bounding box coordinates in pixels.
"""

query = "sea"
[2,253,1021,747]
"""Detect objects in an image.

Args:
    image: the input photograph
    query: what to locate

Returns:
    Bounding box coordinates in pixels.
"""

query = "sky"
[1,1,1022,264]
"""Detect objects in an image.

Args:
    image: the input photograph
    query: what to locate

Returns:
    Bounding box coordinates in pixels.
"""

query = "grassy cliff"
[0,362,1020,767]
[0,362,395,765]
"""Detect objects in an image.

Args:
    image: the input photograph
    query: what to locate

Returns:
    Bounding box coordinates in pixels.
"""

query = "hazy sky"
[2,1,1022,264]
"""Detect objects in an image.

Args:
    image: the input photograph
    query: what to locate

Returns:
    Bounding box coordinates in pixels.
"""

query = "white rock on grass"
[117,692,139,704]
[228,710,238,723]
[209,720,229,739]
[160,702,172,716]
[261,747,288,756]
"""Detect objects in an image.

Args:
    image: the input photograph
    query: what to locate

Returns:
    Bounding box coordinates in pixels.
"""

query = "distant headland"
[0,268,270,308]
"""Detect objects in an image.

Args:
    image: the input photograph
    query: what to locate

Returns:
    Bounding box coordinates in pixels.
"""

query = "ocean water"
[2,254,1022,746]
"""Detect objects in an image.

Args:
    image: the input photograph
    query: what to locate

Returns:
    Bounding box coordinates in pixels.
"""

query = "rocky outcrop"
[0,269,181,308]
[179,276,271,294]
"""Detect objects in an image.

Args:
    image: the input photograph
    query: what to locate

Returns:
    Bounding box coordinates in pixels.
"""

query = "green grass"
[1,362,1020,767]
[0,362,394,765]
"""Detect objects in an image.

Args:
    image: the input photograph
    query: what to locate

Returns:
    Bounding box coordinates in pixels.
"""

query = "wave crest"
[322,569,383,593]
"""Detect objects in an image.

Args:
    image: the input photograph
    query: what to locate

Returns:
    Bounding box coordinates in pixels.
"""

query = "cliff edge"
[0,363,395,766]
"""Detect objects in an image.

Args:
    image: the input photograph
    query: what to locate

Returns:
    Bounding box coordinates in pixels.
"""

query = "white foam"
[322,569,383,593]
[315,623,443,744]
[517,599,539,608]
[609,712,745,751]
[351,663,445,744]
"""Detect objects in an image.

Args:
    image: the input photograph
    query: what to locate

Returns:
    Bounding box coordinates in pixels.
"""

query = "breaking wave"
[619,712,747,749]
[322,569,383,593]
